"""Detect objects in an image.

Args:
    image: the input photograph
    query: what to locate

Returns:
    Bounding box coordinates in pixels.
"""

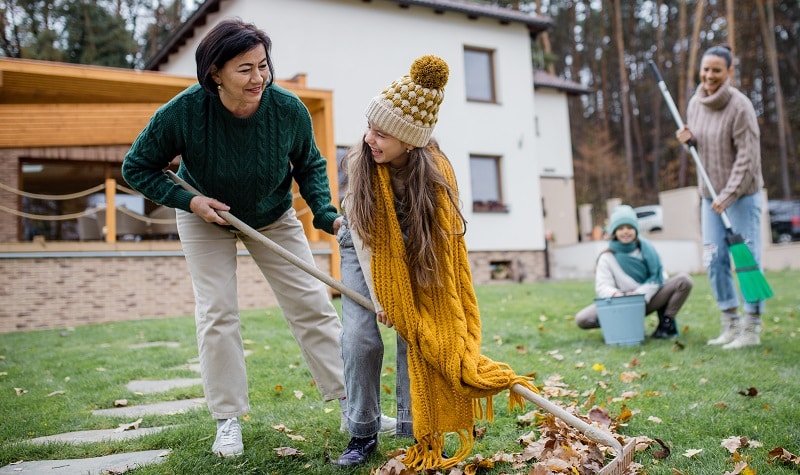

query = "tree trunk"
[679,0,706,188]
[652,0,664,193]
[756,0,792,199]
[726,0,737,86]
[611,0,635,190]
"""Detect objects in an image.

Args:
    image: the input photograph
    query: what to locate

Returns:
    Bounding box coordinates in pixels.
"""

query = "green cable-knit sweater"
[122,83,339,234]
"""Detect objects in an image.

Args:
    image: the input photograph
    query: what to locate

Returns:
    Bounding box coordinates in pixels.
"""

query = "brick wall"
[0,250,333,333]
[0,247,544,333]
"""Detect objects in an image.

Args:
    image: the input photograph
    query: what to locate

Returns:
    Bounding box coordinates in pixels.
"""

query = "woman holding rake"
[675,44,766,349]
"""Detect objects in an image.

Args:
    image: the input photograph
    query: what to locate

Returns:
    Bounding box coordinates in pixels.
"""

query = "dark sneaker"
[652,315,678,339]
[336,435,378,466]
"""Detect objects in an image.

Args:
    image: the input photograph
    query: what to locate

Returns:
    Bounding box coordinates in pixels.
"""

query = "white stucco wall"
[533,90,574,177]
[157,0,545,252]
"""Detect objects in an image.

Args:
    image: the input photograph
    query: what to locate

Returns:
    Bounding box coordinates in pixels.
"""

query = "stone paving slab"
[126,378,202,394]
[28,426,175,445]
[0,450,170,474]
[92,398,205,418]
[127,341,181,349]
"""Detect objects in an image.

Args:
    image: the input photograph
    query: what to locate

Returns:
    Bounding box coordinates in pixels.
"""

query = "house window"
[470,154,507,212]
[464,47,496,103]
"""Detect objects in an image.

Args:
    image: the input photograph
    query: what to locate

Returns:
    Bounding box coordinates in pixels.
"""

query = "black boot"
[336,434,377,466]
[652,313,678,339]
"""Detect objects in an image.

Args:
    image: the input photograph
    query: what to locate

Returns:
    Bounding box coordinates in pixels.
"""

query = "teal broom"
[648,61,773,303]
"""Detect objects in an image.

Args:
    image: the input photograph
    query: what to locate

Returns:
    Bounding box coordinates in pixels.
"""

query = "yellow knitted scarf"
[370,154,536,470]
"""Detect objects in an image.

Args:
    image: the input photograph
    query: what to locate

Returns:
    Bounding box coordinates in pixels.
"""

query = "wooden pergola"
[0,57,340,277]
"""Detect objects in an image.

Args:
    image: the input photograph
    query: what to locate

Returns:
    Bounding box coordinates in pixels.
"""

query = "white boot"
[707,313,740,345]
[722,317,761,350]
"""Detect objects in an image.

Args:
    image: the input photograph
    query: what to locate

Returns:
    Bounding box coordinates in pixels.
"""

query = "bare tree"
[611,0,635,190]
[756,0,792,199]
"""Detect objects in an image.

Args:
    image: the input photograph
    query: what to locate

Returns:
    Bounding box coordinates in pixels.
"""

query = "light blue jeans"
[701,191,765,315]
[337,218,412,438]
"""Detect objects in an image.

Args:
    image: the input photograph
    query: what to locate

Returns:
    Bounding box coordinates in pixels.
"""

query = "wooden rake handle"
[165,170,375,311]
[648,60,734,231]
[511,384,624,456]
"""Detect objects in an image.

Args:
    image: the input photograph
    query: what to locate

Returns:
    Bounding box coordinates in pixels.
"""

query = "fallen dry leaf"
[768,446,800,465]
[115,418,143,432]
[722,461,753,475]
[682,448,703,458]
[619,371,641,383]
[46,390,65,397]
[293,390,304,399]
[14,388,27,396]
[738,387,758,397]
[274,446,303,457]
[287,434,306,441]
[721,436,749,453]
[652,438,671,459]
[647,416,662,423]
[114,399,128,407]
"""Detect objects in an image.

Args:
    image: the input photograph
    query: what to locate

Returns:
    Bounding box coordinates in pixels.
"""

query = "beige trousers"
[177,208,345,420]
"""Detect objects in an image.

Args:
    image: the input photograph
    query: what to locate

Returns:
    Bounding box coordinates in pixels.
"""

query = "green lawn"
[1,270,799,474]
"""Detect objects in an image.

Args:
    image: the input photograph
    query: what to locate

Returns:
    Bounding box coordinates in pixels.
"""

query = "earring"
[217,84,222,91]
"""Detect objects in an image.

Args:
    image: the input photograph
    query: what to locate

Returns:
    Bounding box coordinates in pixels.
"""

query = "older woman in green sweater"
[122,19,351,457]
[676,44,766,350]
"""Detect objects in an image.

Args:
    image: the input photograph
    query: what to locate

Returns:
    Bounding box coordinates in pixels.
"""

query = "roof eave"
[145,0,553,71]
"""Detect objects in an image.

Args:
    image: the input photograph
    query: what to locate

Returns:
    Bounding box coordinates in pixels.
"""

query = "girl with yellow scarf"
[336,55,535,470]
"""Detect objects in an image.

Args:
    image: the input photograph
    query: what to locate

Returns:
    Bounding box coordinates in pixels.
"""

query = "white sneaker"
[212,417,243,457]
[379,413,397,435]
[339,412,397,435]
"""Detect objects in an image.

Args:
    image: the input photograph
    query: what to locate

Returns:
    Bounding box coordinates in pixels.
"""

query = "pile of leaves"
[370,378,652,475]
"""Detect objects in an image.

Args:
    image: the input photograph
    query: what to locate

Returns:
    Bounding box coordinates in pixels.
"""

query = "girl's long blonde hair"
[342,138,466,288]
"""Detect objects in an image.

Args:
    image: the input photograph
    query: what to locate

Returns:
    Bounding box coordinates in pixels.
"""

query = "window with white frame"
[470,154,507,212]
[464,47,496,103]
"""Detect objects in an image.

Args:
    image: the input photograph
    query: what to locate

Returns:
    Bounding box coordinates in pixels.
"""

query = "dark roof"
[533,70,591,95]
[145,0,553,70]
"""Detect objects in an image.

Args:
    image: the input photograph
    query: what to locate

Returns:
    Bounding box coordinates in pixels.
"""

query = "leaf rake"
[166,170,637,474]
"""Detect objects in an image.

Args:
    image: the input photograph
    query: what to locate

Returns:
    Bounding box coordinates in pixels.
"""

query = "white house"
[148,0,576,283]
[533,70,590,252]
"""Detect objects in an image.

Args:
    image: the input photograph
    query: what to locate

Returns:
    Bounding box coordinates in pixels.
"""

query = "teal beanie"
[608,205,639,236]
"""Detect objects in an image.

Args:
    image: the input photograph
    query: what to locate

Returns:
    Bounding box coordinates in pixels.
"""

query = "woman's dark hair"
[195,18,275,95]
[703,44,733,68]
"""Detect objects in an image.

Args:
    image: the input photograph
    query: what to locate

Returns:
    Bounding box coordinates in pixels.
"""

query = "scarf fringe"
[403,430,472,471]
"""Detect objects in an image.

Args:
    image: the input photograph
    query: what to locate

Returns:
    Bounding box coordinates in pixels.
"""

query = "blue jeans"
[701,191,765,314]
[337,218,412,438]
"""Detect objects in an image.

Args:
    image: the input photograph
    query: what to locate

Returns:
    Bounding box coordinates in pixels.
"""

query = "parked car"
[768,200,800,243]
[634,205,663,233]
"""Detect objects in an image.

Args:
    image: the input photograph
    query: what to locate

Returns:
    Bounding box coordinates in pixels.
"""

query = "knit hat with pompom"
[365,55,449,147]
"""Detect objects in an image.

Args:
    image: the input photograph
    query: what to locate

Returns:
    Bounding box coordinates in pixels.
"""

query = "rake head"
[598,438,637,475]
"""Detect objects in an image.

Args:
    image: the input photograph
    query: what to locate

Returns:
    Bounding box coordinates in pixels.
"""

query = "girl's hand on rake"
[189,195,231,225]
[377,311,394,328]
